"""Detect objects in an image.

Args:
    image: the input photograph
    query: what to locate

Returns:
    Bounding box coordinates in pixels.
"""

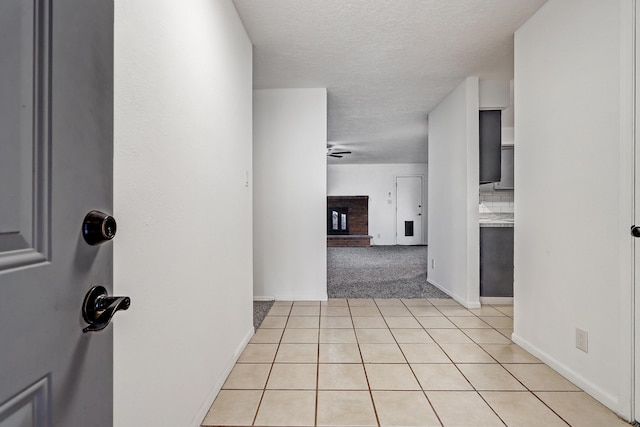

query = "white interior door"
[0,0,115,425]
[396,176,423,245]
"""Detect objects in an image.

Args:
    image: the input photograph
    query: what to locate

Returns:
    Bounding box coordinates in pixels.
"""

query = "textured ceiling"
[232,0,546,164]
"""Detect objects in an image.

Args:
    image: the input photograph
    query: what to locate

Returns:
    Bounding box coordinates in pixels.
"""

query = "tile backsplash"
[479,189,514,213]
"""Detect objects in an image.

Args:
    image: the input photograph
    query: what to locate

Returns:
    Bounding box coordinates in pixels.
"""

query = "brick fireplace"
[327,196,372,247]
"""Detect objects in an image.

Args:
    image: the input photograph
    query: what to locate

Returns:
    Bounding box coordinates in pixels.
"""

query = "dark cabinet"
[480,227,514,297]
[494,145,514,190]
[479,110,502,184]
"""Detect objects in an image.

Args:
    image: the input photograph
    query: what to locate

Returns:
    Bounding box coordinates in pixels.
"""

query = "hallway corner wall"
[113,1,254,425]
[513,0,632,417]
[427,77,480,308]
[253,89,328,301]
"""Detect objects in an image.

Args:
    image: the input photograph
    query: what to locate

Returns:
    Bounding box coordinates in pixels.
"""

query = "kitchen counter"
[479,212,514,228]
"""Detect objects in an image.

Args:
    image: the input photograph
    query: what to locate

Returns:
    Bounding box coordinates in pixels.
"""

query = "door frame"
[394,175,425,245]
[624,0,636,421]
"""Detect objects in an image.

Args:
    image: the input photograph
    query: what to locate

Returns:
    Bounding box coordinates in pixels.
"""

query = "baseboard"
[272,293,328,301]
[480,297,513,305]
[253,296,276,302]
[427,279,481,309]
[511,332,622,417]
[190,325,254,427]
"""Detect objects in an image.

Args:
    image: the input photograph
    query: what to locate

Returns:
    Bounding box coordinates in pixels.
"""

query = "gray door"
[396,176,423,245]
[0,0,114,426]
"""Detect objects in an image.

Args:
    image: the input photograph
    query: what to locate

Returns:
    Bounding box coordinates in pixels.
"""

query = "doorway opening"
[326,174,443,299]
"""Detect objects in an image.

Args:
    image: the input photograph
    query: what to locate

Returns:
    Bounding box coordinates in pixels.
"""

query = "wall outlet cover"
[575,328,588,353]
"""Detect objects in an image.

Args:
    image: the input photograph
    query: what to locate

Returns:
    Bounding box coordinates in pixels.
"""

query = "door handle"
[632,225,640,238]
[82,286,130,333]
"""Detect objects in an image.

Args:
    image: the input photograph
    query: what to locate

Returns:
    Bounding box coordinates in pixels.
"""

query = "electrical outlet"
[576,328,588,353]
[377,234,381,238]
[431,259,435,269]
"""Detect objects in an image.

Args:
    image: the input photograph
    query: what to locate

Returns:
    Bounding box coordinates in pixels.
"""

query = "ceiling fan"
[327,146,352,158]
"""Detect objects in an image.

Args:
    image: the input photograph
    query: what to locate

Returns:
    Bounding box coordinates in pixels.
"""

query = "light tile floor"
[202,298,629,427]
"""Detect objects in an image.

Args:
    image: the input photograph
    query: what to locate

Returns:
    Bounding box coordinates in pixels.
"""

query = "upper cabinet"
[479,110,502,184]
[494,145,514,190]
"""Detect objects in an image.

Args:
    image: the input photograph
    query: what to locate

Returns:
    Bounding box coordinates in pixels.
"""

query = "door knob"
[82,286,130,333]
[82,210,117,245]
[632,225,640,238]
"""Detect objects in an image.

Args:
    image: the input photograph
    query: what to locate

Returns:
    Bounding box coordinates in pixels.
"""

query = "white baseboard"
[511,333,623,418]
[191,326,254,427]
[480,297,513,305]
[427,279,481,309]
[254,294,328,302]
[253,296,275,301]
[268,294,328,302]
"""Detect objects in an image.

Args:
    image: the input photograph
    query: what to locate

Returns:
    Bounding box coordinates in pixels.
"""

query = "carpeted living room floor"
[254,246,449,329]
[327,246,449,299]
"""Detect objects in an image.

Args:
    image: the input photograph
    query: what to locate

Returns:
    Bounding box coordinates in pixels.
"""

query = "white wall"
[427,77,480,308]
[327,163,428,245]
[514,0,632,417]
[253,89,328,301]
[113,1,254,426]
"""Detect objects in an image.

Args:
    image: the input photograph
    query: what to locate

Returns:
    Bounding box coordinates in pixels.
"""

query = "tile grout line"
[529,391,573,427]
[436,303,512,426]
[451,303,573,427]
[378,299,574,427]
[409,299,512,426]
[348,298,382,427]
[481,307,578,427]
[213,300,564,426]
[250,302,292,427]
[387,298,446,427]
[237,299,576,427]
[315,304,320,427]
